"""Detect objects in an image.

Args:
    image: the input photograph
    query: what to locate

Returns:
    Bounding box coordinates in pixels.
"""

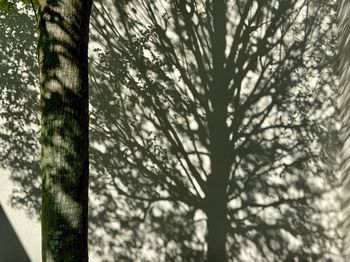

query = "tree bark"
[38,0,92,261]
[338,0,350,259]
[206,0,229,261]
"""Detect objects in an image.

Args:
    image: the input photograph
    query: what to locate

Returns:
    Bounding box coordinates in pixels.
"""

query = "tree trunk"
[338,0,350,259]
[206,0,229,261]
[38,0,92,261]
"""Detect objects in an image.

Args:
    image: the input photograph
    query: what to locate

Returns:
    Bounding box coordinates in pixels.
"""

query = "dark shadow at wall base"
[0,205,31,262]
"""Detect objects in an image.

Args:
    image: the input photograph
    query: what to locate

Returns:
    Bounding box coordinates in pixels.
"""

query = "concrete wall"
[0,171,101,262]
[0,169,40,262]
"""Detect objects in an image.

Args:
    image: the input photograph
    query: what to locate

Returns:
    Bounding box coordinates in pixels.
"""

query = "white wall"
[0,169,102,262]
[0,169,41,262]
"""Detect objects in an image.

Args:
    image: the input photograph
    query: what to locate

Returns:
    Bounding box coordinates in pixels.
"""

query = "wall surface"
[0,169,101,262]
[0,169,41,262]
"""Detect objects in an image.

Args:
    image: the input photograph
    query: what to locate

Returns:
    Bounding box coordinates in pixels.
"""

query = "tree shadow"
[0,5,41,218]
[0,1,343,261]
[87,0,341,260]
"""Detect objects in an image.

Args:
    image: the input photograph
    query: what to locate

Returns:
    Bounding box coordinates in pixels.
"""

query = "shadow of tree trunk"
[0,1,342,261]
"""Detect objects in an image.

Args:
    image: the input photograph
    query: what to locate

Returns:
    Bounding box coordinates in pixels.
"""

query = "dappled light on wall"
[0,0,343,261]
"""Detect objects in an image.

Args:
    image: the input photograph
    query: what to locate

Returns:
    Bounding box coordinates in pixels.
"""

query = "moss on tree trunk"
[38,0,92,261]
